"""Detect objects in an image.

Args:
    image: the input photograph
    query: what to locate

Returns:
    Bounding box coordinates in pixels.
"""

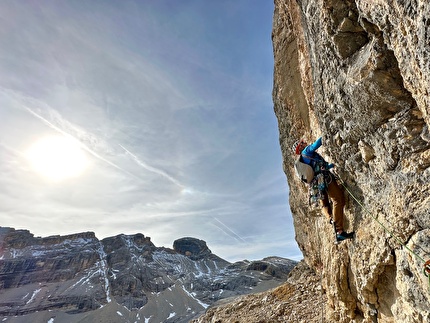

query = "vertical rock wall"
[272,0,430,322]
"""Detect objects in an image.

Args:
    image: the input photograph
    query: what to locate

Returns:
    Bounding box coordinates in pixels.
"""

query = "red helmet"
[292,139,305,155]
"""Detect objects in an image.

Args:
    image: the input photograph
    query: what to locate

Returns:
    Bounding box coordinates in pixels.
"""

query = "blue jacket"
[301,137,334,171]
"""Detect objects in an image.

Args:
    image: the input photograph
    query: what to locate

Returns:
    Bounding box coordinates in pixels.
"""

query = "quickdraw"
[424,260,430,277]
[308,168,334,207]
[308,173,327,207]
[424,260,430,290]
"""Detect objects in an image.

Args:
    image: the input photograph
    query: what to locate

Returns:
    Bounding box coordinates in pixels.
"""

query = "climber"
[293,137,354,242]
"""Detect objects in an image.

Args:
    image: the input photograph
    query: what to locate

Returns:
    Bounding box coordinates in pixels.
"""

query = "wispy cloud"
[23,105,140,180]
[211,217,247,243]
[0,1,301,262]
[119,144,184,188]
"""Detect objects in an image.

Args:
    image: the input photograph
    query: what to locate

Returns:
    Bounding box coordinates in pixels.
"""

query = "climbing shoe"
[336,231,354,242]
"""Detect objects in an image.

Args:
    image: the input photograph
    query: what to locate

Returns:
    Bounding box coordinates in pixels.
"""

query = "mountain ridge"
[0,226,297,322]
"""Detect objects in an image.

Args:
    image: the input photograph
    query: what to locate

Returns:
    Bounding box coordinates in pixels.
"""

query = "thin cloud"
[119,144,184,188]
[211,217,247,243]
[23,106,140,181]
[0,1,301,262]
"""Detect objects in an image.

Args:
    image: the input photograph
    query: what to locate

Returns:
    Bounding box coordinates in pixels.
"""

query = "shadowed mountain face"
[0,227,297,323]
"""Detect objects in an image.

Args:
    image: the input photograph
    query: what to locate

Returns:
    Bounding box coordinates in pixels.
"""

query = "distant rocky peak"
[0,227,297,322]
[101,233,154,254]
[173,237,212,260]
[0,227,97,258]
[0,227,33,250]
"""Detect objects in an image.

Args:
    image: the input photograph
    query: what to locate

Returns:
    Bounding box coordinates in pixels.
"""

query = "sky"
[0,0,302,262]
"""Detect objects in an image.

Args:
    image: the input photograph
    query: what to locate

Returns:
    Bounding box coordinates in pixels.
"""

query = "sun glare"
[26,135,89,181]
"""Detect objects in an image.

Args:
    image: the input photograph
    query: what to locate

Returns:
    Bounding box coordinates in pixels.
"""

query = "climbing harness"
[306,158,331,208]
[302,153,329,173]
[334,173,430,289]
[308,171,334,208]
[309,173,326,206]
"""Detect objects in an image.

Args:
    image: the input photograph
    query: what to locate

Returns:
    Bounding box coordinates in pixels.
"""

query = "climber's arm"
[303,137,322,154]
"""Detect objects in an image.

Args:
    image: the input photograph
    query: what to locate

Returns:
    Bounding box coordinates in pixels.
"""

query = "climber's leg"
[327,177,345,232]
[319,193,332,221]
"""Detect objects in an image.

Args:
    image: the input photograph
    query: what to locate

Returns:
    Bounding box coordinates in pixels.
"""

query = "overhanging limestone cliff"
[273,0,430,322]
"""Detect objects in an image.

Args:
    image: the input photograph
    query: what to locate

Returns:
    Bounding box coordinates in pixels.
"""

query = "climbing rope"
[334,174,430,287]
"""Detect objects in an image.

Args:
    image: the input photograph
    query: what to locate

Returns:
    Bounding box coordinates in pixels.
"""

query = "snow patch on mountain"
[96,242,111,303]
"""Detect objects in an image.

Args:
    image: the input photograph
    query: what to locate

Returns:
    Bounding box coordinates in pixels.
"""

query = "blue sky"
[0,0,301,262]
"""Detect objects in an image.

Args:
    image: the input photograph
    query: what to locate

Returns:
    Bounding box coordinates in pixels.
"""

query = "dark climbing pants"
[319,173,345,232]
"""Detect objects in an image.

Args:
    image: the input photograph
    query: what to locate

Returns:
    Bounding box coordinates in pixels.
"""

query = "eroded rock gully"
[272,0,430,322]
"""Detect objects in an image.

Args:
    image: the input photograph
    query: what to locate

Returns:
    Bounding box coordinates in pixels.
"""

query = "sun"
[26,135,89,181]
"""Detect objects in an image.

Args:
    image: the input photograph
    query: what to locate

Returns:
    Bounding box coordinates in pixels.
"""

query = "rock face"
[192,260,325,323]
[173,237,213,260]
[272,0,430,322]
[0,227,297,323]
